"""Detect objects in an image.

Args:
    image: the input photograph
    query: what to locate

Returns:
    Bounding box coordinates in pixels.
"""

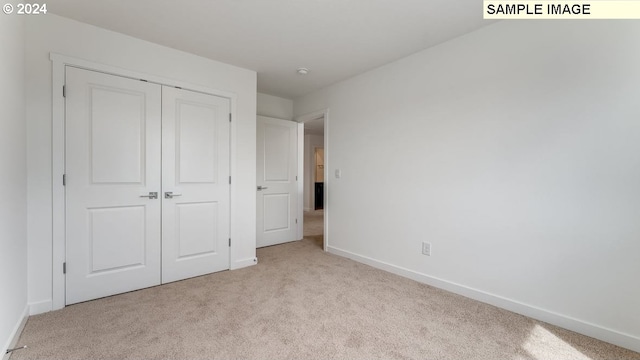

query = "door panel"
[90,88,146,183]
[176,202,218,258]
[177,102,219,183]
[162,86,230,283]
[65,67,162,305]
[264,125,293,181]
[89,206,146,272]
[257,116,298,248]
[264,194,291,231]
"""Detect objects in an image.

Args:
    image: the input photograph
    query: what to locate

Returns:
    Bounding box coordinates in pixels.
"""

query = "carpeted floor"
[304,209,324,249]
[11,215,640,359]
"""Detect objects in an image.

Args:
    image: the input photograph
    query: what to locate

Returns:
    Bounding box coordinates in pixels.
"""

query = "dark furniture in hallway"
[315,182,324,210]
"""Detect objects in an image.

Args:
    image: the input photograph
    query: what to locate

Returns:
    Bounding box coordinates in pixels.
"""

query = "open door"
[256,116,299,248]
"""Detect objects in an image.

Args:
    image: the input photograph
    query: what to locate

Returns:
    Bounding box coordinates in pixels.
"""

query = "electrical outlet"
[422,242,431,256]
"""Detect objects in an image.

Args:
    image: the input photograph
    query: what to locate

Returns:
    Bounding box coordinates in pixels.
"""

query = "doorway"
[300,113,326,249]
[314,148,324,210]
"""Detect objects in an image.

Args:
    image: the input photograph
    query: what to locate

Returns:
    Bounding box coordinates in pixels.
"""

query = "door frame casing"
[297,122,304,240]
[295,109,330,252]
[51,53,237,310]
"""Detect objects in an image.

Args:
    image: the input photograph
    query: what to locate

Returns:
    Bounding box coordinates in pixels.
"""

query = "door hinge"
[228,238,231,247]
[62,174,66,186]
[229,113,232,122]
[295,218,298,224]
[296,176,298,181]
[62,85,66,98]
[63,262,66,274]
[229,176,231,184]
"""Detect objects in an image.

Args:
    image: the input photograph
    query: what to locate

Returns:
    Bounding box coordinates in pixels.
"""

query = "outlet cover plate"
[422,242,431,256]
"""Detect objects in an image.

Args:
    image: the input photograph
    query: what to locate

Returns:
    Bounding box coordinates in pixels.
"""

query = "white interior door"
[65,67,162,305]
[161,86,231,283]
[66,68,231,303]
[256,116,299,248]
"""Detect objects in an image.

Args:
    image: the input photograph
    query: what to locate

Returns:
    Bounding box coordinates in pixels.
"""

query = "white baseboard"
[28,299,52,315]
[327,245,640,353]
[2,305,28,360]
[231,257,258,270]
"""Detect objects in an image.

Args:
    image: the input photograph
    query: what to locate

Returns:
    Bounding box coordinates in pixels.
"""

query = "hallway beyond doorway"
[303,210,323,249]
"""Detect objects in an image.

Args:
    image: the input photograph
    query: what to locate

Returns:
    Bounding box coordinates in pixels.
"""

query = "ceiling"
[46,0,493,99]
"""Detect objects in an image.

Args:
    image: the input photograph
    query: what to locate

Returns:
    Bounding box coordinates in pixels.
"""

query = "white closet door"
[256,116,299,248]
[65,67,162,305]
[161,86,231,283]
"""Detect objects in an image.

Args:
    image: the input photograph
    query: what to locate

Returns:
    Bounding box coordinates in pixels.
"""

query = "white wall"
[25,14,257,313]
[304,134,324,211]
[294,21,640,352]
[257,93,294,120]
[0,4,28,355]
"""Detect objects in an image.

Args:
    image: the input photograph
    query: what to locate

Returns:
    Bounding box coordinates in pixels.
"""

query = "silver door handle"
[257,186,268,191]
[140,192,158,199]
[164,192,183,199]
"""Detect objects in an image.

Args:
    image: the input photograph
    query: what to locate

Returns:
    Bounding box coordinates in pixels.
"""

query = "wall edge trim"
[28,299,52,315]
[2,304,28,360]
[327,245,640,353]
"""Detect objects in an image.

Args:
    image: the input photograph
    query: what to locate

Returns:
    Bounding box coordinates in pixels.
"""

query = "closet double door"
[65,67,230,305]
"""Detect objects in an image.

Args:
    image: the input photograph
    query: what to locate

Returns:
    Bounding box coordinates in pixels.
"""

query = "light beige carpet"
[304,209,324,249]
[12,237,640,359]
